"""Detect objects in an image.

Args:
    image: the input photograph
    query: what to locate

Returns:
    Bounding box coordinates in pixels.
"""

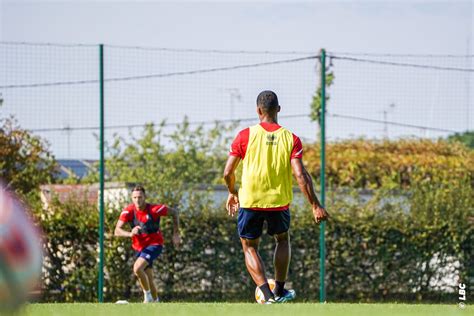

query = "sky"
[0,1,473,159]
[1,1,472,54]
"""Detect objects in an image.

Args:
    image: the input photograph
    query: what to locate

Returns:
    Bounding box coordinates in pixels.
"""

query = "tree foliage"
[447,130,474,149]
[309,67,335,127]
[0,115,56,197]
[84,118,235,207]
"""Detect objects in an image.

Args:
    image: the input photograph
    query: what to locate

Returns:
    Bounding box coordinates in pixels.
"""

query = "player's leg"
[238,208,274,302]
[133,257,153,302]
[144,267,158,301]
[240,237,266,285]
[139,245,163,302]
[273,231,291,294]
[267,210,295,302]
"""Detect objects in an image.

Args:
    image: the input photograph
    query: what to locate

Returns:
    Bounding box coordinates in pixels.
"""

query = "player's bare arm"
[223,155,241,217]
[114,220,141,238]
[168,207,181,248]
[291,158,329,224]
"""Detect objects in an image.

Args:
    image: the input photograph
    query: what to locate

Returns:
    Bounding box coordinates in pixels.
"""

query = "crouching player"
[114,185,180,303]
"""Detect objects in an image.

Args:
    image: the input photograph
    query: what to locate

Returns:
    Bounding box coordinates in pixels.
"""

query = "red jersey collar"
[259,122,281,132]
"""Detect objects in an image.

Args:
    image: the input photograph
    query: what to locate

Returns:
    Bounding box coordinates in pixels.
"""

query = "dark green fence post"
[319,48,327,303]
[98,43,105,303]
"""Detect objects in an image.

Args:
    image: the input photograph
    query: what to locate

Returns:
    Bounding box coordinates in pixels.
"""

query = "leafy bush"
[29,124,472,303]
[34,176,472,302]
[304,139,474,190]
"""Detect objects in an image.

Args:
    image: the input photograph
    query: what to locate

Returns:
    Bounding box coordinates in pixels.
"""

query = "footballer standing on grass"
[224,90,329,304]
[114,185,180,303]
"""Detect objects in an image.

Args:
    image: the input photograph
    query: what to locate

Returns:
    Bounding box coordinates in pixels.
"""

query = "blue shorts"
[237,208,290,239]
[135,245,163,268]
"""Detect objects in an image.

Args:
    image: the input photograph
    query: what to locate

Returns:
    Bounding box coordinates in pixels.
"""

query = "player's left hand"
[172,231,181,248]
[312,205,329,224]
[226,193,239,217]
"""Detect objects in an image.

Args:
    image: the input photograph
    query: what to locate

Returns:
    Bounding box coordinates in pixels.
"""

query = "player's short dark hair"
[132,185,146,195]
[256,90,279,114]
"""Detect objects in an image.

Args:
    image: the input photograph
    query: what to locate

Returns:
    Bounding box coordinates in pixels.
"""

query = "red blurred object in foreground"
[0,182,43,310]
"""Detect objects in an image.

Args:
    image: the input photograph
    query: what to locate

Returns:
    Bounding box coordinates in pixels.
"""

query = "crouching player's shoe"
[274,289,296,303]
[143,297,154,303]
[143,291,154,303]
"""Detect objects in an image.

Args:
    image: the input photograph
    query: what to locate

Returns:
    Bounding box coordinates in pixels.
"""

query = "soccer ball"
[255,278,276,304]
[0,183,43,310]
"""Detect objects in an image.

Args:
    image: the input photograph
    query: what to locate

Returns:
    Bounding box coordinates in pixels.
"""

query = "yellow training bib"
[239,124,294,208]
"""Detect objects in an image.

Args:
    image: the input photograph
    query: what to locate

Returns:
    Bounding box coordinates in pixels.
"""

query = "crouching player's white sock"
[143,290,153,303]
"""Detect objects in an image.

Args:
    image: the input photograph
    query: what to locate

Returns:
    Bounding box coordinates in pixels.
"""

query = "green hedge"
[34,178,472,303]
[32,136,473,303]
[304,139,474,189]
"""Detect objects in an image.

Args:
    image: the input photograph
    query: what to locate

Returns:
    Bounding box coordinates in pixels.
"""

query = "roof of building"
[56,159,97,179]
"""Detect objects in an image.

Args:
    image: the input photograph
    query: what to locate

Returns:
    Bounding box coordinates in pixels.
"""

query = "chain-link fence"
[1,42,472,303]
[0,42,321,160]
[326,52,473,140]
[2,43,472,158]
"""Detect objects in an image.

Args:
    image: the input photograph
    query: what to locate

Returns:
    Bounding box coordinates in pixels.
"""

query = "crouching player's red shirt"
[119,203,168,252]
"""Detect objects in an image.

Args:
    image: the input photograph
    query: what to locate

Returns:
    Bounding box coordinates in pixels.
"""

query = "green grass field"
[19,303,470,316]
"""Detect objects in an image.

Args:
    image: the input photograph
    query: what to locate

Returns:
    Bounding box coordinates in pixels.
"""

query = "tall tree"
[0,115,56,197]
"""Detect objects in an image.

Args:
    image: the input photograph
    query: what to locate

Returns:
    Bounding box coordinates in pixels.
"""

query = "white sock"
[144,290,152,298]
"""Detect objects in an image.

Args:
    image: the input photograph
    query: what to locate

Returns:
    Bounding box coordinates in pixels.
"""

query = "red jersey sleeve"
[151,204,168,216]
[229,128,250,159]
[291,134,303,159]
[119,205,133,222]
